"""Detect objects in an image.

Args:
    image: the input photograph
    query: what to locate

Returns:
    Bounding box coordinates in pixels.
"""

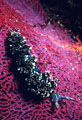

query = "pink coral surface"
[0,0,82,119]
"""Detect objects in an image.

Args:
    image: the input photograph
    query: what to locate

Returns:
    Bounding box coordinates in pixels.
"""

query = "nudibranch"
[6,30,74,109]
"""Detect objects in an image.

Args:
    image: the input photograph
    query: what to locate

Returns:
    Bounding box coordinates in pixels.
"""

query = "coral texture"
[0,0,82,120]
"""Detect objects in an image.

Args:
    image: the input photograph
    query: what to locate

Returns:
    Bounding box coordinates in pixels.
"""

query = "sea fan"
[0,0,82,120]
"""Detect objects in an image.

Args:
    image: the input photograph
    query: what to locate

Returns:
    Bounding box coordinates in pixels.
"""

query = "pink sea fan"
[0,0,82,120]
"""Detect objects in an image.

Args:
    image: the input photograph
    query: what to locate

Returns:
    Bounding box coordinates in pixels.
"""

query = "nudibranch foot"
[50,91,74,109]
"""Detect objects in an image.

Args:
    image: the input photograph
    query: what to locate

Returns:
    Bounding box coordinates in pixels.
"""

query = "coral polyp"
[6,30,74,109]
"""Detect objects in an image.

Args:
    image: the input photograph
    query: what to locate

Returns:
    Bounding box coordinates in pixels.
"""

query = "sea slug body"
[6,30,74,109]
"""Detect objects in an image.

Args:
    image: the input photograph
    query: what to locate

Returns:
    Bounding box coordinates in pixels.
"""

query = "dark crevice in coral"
[40,0,82,42]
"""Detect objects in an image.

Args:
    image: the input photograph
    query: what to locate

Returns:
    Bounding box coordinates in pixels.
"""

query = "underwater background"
[0,0,82,119]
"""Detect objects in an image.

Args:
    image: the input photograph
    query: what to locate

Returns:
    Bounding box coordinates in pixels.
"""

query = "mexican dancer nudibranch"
[6,30,74,109]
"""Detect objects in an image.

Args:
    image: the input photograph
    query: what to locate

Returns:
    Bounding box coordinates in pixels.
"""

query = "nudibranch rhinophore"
[6,30,74,109]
